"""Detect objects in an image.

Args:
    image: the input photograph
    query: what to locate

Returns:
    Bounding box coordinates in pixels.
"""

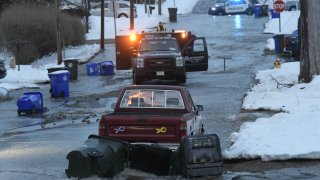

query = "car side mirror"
[196,105,203,111]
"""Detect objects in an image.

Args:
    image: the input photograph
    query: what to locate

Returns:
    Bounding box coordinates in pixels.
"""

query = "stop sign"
[273,0,286,13]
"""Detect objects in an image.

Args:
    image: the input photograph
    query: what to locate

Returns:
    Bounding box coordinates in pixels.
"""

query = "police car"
[208,0,254,16]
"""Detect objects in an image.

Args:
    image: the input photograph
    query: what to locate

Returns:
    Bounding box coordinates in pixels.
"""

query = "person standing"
[157,22,166,32]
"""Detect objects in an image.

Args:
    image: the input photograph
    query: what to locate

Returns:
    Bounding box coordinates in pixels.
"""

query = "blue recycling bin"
[273,34,285,54]
[17,92,43,115]
[86,63,99,76]
[270,9,280,18]
[48,70,70,98]
[99,61,115,76]
[254,4,262,18]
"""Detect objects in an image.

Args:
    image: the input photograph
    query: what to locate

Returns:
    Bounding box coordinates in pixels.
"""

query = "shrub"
[0,2,85,64]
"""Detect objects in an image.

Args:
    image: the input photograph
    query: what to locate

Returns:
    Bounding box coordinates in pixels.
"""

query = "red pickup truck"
[99,85,204,149]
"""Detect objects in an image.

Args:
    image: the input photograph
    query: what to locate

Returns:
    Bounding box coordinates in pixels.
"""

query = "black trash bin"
[65,135,128,178]
[64,58,78,80]
[261,5,268,16]
[168,7,178,22]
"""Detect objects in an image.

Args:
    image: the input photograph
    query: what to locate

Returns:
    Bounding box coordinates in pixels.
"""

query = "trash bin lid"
[48,70,70,75]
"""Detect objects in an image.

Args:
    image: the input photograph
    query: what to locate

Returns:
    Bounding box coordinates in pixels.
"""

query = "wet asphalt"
[1,4,320,180]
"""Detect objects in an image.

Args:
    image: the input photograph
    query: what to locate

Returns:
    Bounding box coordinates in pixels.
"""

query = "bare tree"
[299,0,320,83]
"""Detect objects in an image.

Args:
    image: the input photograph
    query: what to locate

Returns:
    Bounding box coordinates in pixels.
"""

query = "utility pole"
[130,0,134,30]
[158,0,162,15]
[100,0,105,49]
[55,0,62,65]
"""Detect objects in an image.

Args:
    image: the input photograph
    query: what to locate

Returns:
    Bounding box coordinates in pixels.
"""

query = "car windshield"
[120,89,185,109]
[138,39,180,52]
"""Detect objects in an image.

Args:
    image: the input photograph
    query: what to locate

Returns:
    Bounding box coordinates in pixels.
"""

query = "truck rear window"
[120,89,184,109]
[138,39,180,52]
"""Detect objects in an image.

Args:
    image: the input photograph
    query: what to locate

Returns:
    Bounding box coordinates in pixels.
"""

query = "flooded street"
[1,7,320,180]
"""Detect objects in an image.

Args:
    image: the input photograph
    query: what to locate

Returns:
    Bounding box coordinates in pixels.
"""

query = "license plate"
[156,71,164,76]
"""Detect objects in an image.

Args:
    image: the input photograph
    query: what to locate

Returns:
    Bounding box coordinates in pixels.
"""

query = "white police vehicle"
[208,0,254,16]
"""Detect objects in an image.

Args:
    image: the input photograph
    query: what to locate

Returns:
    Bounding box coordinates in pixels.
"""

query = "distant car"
[285,0,300,11]
[208,0,254,16]
[0,60,7,79]
[90,1,137,18]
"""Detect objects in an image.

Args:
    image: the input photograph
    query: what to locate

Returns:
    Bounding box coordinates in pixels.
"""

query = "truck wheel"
[18,110,21,116]
[177,75,186,84]
[118,13,128,18]
[133,72,142,85]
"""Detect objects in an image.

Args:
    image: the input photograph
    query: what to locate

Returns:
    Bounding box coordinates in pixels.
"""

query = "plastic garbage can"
[65,135,128,178]
[273,34,285,54]
[64,58,78,80]
[270,9,280,18]
[48,70,70,98]
[261,5,269,16]
[17,92,43,115]
[254,4,262,18]
[86,63,99,76]
[98,61,115,76]
[168,7,177,22]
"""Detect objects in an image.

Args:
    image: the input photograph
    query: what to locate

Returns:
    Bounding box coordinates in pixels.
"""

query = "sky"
[1,0,318,162]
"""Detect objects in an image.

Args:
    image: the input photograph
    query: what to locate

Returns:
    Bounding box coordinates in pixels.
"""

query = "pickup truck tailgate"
[102,114,183,143]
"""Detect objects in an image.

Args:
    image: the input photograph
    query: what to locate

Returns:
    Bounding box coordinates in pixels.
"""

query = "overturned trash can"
[64,58,78,80]
[65,135,128,179]
[98,61,115,76]
[86,63,99,76]
[17,92,43,115]
[170,134,223,177]
[48,70,70,98]
[168,7,178,22]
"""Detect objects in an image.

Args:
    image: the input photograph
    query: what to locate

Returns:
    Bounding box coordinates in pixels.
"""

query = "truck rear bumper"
[130,142,179,151]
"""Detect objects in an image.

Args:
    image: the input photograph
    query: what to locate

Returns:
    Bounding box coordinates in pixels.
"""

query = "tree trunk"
[299,0,320,83]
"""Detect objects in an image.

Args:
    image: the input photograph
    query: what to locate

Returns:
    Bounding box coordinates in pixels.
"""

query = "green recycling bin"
[168,7,177,22]
[64,58,78,80]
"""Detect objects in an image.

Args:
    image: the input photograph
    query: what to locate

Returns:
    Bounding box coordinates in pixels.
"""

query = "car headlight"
[211,7,216,10]
[176,56,184,67]
[136,57,144,68]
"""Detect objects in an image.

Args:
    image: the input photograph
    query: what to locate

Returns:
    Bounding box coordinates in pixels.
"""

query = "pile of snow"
[224,62,320,161]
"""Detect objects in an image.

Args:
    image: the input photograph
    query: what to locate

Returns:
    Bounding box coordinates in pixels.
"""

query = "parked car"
[90,1,137,18]
[98,85,204,150]
[283,30,300,58]
[285,0,300,11]
[208,0,254,16]
[0,60,7,79]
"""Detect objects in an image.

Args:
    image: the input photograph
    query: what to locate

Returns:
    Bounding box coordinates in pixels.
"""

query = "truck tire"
[18,110,21,116]
[133,72,142,85]
[118,13,128,18]
[177,74,186,84]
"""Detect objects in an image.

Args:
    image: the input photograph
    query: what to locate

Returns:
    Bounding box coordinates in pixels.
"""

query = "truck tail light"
[180,121,187,138]
[130,34,136,42]
[98,119,106,137]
